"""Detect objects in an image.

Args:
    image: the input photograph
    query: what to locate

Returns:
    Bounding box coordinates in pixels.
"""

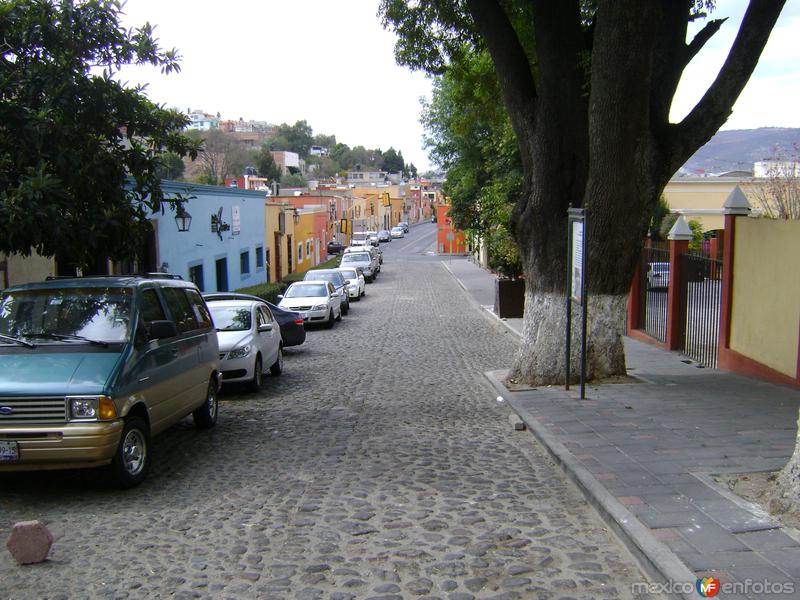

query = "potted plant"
[488,224,525,318]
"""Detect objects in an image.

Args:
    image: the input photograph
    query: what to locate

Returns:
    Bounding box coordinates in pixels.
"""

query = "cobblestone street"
[0,226,655,599]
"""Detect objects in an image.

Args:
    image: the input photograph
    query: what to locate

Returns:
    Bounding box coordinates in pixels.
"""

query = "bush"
[235,281,288,304]
[235,255,343,300]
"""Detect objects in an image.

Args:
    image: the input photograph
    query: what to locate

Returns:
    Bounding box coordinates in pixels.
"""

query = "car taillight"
[294,319,304,326]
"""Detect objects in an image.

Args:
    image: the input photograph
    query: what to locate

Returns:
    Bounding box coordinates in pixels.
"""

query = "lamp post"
[175,207,192,232]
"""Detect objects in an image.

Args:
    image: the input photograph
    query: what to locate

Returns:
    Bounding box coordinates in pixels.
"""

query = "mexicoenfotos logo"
[696,577,720,597]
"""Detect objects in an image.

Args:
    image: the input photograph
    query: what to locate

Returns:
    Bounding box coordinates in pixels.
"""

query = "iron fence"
[681,253,723,368]
[640,246,670,343]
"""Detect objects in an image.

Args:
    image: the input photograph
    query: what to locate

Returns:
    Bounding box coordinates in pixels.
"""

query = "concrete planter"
[494,277,525,318]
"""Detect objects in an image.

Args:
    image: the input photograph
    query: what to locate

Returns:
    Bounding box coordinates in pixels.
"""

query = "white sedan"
[207,298,283,391]
[337,266,366,300]
[390,226,405,239]
[278,280,342,328]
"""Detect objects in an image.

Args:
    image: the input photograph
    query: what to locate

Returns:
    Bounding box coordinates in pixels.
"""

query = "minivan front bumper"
[0,420,123,471]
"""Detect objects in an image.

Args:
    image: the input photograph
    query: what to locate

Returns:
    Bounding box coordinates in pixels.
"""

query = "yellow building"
[265,202,298,283]
[663,177,761,231]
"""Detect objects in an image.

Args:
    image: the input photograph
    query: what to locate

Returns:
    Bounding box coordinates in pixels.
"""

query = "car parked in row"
[204,295,284,391]
[278,281,342,328]
[327,240,346,255]
[398,221,409,233]
[377,229,392,243]
[341,250,378,282]
[204,293,305,348]
[647,262,670,290]
[0,274,221,488]
[390,226,405,239]
[303,269,350,315]
[337,266,366,300]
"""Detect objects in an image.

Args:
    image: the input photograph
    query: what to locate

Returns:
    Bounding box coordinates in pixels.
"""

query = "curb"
[485,369,697,600]
[440,262,523,340]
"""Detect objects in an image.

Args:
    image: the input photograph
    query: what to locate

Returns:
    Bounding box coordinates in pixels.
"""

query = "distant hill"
[678,127,800,176]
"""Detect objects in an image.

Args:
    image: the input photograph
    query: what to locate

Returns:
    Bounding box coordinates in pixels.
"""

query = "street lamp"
[175,207,192,232]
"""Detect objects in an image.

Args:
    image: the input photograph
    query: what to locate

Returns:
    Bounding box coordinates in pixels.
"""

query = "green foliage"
[155,152,186,180]
[659,214,705,251]
[382,147,405,173]
[255,145,281,181]
[420,45,523,271]
[648,196,671,240]
[271,120,314,158]
[281,172,308,187]
[0,0,199,267]
[235,281,288,305]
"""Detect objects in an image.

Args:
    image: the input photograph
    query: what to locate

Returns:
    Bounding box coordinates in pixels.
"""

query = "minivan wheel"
[342,299,349,315]
[325,310,335,329]
[270,345,283,376]
[193,380,218,429]
[109,416,150,488]
[249,355,263,391]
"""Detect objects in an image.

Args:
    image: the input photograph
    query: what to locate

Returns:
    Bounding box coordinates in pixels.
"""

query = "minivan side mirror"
[277,294,284,300]
[258,323,273,332]
[149,320,178,340]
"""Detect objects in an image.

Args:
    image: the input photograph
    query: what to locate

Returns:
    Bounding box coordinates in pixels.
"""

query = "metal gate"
[681,253,723,368]
[639,246,670,343]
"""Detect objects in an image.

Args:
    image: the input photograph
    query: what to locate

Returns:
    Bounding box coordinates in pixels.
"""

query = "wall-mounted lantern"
[175,207,192,232]
[293,209,301,225]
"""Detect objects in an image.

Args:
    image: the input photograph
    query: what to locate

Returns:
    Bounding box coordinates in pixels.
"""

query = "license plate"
[0,440,19,462]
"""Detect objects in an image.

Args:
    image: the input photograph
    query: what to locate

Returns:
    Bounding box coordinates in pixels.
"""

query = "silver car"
[278,281,342,328]
[207,298,283,391]
[337,267,366,299]
[340,251,377,282]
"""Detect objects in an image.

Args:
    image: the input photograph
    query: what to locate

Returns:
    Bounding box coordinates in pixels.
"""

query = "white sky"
[117,0,800,173]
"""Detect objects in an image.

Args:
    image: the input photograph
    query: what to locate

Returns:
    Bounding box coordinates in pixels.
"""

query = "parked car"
[303,269,350,315]
[0,274,221,488]
[398,221,409,233]
[365,231,379,246]
[343,244,381,269]
[327,240,345,255]
[647,262,670,290]
[377,229,392,243]
[204,293,305,348]
[337,266,366,300]
[340,251,377,282]
[390,226,405,239]
[278,281,342,328]
[205,296,283,391]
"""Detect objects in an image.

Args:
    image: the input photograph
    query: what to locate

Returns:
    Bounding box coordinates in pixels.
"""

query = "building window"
[240,250,250,276]
[306,240,311,256]
[189,264,204,291]
[255,245,264,270]
[298,243,303,262]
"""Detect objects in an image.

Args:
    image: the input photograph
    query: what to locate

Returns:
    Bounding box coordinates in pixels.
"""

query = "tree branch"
[670,0,787,168]
[686,17,727,63]
[464,0,537,156]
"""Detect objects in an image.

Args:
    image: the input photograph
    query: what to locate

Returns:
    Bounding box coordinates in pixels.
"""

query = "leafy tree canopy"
[0,0,200,267]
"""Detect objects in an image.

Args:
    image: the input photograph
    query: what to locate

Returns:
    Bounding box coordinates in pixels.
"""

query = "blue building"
[153,181,269,292]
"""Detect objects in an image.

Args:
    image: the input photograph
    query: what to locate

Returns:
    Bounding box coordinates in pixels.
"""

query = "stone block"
[6,520,54,565]
[509,413,526,431]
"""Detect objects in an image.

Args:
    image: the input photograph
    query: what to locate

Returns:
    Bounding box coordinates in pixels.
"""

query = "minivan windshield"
[0,287,132,344]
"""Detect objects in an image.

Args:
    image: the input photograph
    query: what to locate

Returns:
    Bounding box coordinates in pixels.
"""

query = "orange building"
[436,205,467,254]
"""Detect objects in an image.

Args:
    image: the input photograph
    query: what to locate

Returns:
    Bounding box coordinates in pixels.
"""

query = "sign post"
[565,207,589,398]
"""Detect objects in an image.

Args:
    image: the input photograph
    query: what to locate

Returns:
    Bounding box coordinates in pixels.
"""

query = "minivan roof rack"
[45,273,184,280]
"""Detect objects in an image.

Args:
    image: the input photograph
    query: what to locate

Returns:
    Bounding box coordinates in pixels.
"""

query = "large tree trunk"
[467,0,785,388]
[771,410,800,515]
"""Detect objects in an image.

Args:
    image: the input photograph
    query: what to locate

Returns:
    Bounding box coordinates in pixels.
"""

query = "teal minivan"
[0,274,221,487]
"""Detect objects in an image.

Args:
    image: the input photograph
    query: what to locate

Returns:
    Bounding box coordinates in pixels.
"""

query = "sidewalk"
[443,257,800,600]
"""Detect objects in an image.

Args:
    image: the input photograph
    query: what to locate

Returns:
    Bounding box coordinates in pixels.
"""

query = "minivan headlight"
[69,396,117,421]
[228,344,251,359]
[312,303,328,310]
